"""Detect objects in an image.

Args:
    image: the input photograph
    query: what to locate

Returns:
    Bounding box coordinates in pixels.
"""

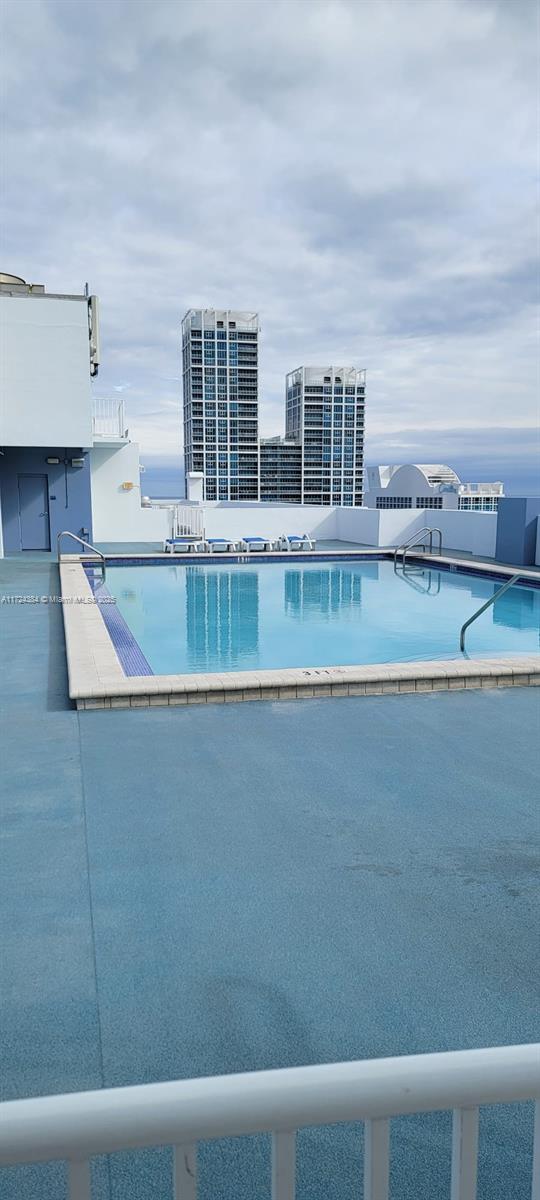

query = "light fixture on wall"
[121,481,134,490]
[70,458,84,468]
[46,457,60,465]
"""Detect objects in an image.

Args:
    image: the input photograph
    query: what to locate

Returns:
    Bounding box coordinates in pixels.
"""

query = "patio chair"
[203,537,240,553]
[239,536,275,552]
[163,536,205,554]
[278,533,316,551]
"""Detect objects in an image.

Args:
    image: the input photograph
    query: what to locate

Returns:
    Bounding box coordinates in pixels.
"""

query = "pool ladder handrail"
[57,531,106,583]
[394,527,443,569]
[459,573,521,652]
[394,564,442,596]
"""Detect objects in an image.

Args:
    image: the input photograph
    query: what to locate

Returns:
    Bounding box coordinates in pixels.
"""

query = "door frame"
[17,473,51,551]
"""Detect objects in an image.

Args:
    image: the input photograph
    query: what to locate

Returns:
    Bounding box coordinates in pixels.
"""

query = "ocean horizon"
[141,462,538,500]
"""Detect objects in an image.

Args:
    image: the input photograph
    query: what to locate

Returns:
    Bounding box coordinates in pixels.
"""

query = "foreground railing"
[1,1045,539,1199]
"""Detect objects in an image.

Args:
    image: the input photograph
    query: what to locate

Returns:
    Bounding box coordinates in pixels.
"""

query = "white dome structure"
[365,463,503,512]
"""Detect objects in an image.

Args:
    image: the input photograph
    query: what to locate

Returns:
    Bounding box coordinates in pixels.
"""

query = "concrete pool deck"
[1,555,539,1199]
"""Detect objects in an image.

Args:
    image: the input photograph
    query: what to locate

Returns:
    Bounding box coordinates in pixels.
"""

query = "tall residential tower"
[286,366,366,506]
[182,309,259,501]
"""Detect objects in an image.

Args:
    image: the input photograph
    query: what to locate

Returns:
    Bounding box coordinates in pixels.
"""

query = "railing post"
[173,1143,197,1199]
[364,1118,390,1200]
[68,1159,91,1199]
[451,1107,479,1200]
[271,1130,295,1199]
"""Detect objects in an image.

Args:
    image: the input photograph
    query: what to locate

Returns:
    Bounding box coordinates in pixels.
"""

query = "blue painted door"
[18,474,51,550]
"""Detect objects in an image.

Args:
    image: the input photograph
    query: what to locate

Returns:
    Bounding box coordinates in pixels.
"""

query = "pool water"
[102,558,540,676]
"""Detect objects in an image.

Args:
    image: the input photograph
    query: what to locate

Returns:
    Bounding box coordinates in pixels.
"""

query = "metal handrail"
[394,526,442,568]
[0,1046,538,1200]
[460,573,521,652]
[57,532,106,582]
[394,565,442,596]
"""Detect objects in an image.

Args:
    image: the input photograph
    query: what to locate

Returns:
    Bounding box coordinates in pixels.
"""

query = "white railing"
[0,1045,538,1199]
[92,398,126,439]
[172,504,205,538]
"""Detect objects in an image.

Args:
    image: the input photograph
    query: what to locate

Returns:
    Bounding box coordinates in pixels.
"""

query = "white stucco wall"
[336,507,380,545]
[201,502,340,541]
[198,503,496,556]
[90,443,170,541]
[377,508,497,557]
[0,295,93,447]
[86,474,501,557]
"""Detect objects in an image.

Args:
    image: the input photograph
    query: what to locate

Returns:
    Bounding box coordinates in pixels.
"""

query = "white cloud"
[1,0,537,465]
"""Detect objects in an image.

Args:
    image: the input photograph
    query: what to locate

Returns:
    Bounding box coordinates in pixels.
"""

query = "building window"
[376,496,413,509]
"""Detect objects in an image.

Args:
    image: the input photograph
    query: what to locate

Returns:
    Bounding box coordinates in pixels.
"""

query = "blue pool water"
[102,559,539,675]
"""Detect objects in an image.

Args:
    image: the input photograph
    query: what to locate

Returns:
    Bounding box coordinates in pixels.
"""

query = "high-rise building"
[182,309,259,501]
[260,437,302,503]
[285,367,366,506]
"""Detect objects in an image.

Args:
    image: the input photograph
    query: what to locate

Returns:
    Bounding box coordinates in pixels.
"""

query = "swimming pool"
[98,558,540,676]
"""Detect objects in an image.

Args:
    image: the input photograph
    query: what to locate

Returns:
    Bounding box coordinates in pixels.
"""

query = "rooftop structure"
[365,463,504,512]
[0,273,171,557]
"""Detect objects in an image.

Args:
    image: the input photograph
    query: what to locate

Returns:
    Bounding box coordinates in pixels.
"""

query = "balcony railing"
[92,398,126,440]
[0,1044,538,1199]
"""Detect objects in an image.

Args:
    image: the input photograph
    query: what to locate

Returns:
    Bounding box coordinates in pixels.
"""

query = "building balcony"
[92,399,128,444]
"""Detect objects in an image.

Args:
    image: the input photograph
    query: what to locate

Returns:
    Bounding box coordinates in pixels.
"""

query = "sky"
[1,0,538,492]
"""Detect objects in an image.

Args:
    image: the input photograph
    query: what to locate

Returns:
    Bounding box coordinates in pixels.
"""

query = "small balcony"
[92,398,128,444]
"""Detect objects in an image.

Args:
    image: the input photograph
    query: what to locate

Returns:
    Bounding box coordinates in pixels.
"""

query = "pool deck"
[1,554,539,1199]
[58,549,540,709]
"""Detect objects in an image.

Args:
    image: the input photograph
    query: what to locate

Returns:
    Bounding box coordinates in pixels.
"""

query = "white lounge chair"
[163,536,205,554]
[278,533,315,551]
[203,537,240,553]
[239,536,275,552]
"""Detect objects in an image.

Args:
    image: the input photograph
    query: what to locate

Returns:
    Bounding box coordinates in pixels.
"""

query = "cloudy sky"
[1,0,538,489]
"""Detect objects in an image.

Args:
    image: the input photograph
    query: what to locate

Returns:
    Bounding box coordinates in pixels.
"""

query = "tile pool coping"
[60,553,540,709]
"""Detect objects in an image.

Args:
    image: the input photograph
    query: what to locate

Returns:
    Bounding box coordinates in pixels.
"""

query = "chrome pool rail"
[460,572,522,652]
[57,532,106,583]
[393,562,442,596]
[1,1044,539,1200]
[394,526,443,568]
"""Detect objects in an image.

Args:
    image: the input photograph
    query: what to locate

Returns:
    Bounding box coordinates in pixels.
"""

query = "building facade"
[285,366,366,506]
[365,464,504,512]
[259,437,302,503]
[0,272,169,556]
[181,309,259,502]
[0,273,98,554]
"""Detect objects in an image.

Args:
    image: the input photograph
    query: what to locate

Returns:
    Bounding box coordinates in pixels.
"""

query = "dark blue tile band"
[83,552,540,589]
[84,571,153,676]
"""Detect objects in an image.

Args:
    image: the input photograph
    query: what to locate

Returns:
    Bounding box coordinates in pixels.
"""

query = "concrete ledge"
[61,561,540,711]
